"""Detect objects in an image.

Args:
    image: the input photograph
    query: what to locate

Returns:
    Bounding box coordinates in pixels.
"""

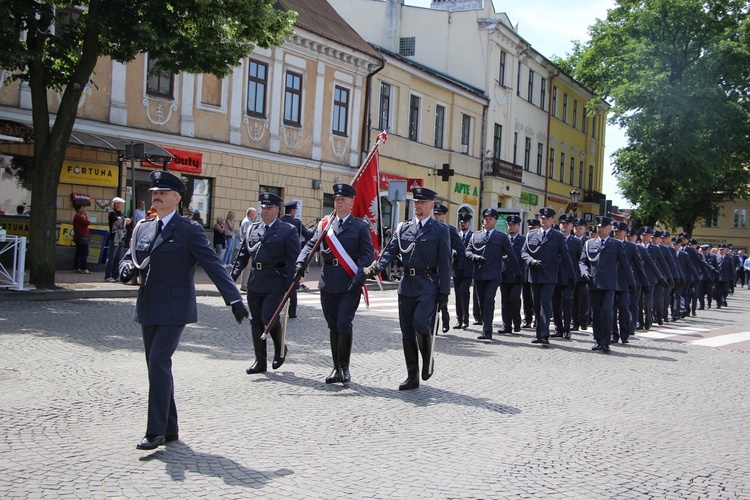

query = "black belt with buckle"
[405,267,438,276]
[323,258,340,266]
[254,262,285,270]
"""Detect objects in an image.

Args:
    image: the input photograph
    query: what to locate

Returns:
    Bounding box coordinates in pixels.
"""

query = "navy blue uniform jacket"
[232,219,300,293]
[122,215,242,325]
[579,238,636,291]
[466,229,521,282]
[521,228,574,284]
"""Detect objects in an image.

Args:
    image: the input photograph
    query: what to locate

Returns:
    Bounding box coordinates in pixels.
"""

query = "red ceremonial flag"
[351,145,381,254]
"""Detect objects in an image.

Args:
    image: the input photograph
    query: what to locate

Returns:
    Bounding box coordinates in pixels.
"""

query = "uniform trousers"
[499,282,522,331]
[628,287,642,334]
[522,282,534,324]
[472,283,482,323]
[671,284,683,319]
[142,324,183,436]
[475,279,500,334]
[612,290,631,341]
[572,281,590,328]
[590,289,615,346]
[247,290,285,327]
[642,284,655,328]
[321,288,361,337]
[530,283,555,340]
[453,274,472,325]
[552,284,574,333]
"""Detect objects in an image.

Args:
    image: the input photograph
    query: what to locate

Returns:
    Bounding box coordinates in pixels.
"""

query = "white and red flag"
[351,132,386,254]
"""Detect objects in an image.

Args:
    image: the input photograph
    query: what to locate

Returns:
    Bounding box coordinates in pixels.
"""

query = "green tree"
[566,0,750,233]
[0,0,295,288]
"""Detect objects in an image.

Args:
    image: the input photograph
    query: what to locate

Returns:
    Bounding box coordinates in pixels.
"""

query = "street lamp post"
[569,188,581,217]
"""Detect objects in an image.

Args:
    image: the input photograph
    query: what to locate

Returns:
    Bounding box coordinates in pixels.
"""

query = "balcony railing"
[483,157,523,182]
[583,190,606,203]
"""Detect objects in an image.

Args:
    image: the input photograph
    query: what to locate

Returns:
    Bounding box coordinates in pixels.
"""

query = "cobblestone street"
[1,289,749,498]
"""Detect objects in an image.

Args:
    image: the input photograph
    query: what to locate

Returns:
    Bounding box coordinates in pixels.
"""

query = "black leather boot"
[416,333,434,381]
[269,322,288,370]
[399,337,420,391]
[338,334,353,385]
[246,326,267,374]
[326,331,341,384]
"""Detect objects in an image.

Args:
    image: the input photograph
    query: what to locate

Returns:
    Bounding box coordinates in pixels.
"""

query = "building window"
[283,71,302,126]
[516,61,522,96]
[589,165,594,191]
[551,87,558,118]
[247,60,267,117]
[499,50,507,86]
[562,93,569,123]
[408,94,420,141]
[434,104,445,148]
[200,74,222,107]
[569,157,575,186]
[527,70,535,103]
[573,100,578,129]
[524,137,531,171]
[537,142,544,175]
[540,78,547,111]
[733,209,747,228]
[332,86,349,136]
[560,152,566,182]
[146,56,175,99]
[549,148,555,179]
[513,132,518,164]
[706,208,719,228]
[259,184,282,198]
[460,114,471,154]
[379,82,391,131]
[582,115,587,135]
[399,37,416,56]
[579,161,584,188]
[493,124,502,159]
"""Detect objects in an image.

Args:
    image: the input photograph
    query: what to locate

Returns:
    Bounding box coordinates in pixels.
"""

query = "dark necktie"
[542,230,547,242]
[417,221,423,232]
[337,218,343,233]
[264,225,269,234]
[156,220,163,237]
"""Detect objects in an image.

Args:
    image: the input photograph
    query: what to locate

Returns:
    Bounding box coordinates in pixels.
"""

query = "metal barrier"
[0,236,27,291]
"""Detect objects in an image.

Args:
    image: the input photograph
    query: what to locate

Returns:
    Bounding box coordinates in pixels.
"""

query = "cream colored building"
[0,0,382,262]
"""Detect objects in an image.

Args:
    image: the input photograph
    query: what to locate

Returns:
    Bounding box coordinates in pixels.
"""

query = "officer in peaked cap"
[528,218,541,229]
[522,218,540,328]
[498,214,526,334]
[654,230,682,324]
[466,206,521,340]
[456,212,475,329]
[119,169,248,451]
[232,192,300,375]
[364,183,451,390]
[552,212,582,339]
[571,218,591,331]
[295,182,372,385]
[281,199,314,318]
[522,206,574,346]
[579,214,635,352]
[612,220,643,343]
[432,203,466,333]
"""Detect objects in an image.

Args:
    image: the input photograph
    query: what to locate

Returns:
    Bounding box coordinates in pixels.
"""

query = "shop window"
[181,176,212,228]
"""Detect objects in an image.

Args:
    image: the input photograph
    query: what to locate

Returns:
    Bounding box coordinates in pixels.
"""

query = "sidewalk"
[0,263,397,301]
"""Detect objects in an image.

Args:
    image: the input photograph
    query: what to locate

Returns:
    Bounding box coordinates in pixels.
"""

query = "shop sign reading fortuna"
[59,161,119,187]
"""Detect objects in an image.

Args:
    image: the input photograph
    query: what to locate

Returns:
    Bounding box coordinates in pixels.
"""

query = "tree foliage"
[0,0,296,288]
[565,0,750,233]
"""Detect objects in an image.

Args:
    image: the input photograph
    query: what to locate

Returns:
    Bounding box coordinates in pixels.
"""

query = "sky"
[405,0,629,207]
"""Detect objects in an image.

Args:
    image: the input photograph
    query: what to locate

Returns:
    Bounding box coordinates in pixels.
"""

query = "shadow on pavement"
[140,441,293,488]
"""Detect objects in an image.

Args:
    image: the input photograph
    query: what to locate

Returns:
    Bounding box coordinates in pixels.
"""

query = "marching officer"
[552,213,582,339]
[365,187,451,390]
[498,214,525,333]
[571,217,590,332]
[295,183,373,385]
[579,216,636,352]
[232,193,300,375]
[433,204,466,333]
[522,218,541,328]
[119,170,249,450]
[453,213,474,329]
[521,208,574,346]
[465,208,521,340]
[640,227,672,329]
[281,201,315,318]
[612,221,644,343]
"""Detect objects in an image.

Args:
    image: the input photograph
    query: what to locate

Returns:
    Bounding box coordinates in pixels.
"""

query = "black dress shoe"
[472,320,483,325]
[570,325,580,332]
[442,324,450,333]
[611,337,620,344]
[541,337,550,345]
[325,367,342,384]
[497,329,512,334]
[246,360,267,374]
[477,332,493,340]
[136,435,165,450]
[550,332,564,338]
[621,339,629,344]
[602,344,611,352]
[165,433,179,442]
[591,344,603,351]
[563,331,571,339]
[272,345,288,370]
[531,339,543,344]
[521,321,532,328]
[453,323,464,330]
[399,373,419,391]
[513,326,521,333]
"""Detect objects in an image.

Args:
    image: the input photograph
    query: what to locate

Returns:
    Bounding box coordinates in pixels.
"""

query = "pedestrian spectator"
[223,210,237,266]
[236,207,258,290]
[72,204,91,274]
[213,216,226,259]
[736,250,746,288]
[134,200,146,225]
[147,205,157,219]
[104,197,130,282]
[190,209,204,225]
[118,170,248,450]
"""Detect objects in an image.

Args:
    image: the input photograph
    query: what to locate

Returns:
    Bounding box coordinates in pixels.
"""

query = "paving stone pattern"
[1,292,749,498]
